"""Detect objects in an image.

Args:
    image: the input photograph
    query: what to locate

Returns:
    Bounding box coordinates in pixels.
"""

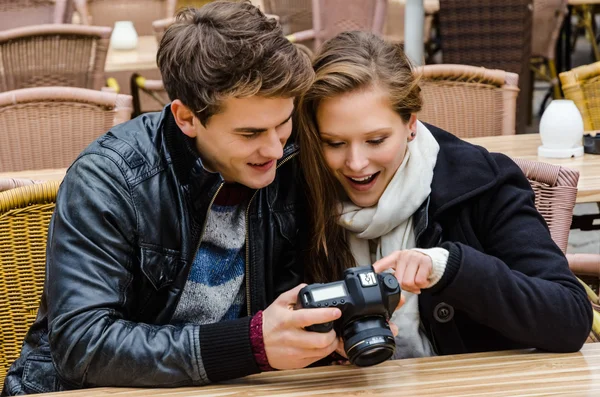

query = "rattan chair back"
[513,158,578,253]
[0,24,112,91]
[263,0,312,35]
[559,61,600,131]
[417,64,519,138]
[0,86,133,172]
[0,0,71,30]
[437,0,533,134]
[74,0,176,36]
[532,0,568,60]
[311,0,387,48]
[0,180,61,385]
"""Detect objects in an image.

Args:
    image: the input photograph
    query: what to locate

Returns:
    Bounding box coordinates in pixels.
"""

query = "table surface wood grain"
[33,343,600,397]
[465,134,600,204]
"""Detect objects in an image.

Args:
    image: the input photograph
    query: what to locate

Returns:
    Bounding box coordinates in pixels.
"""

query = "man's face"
[188,96,294,189]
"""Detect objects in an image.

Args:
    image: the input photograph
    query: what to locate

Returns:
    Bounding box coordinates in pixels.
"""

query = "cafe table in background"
[465,133,600,204]
[32,343,600,397]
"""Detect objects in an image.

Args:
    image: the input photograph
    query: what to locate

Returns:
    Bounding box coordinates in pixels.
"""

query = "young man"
[2,2,342,394]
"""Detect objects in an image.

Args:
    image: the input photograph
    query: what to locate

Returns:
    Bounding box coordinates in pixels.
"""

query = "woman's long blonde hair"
[297,31,423,283]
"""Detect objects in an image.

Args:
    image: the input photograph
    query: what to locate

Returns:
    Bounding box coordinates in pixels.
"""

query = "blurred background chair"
[437,0,533,134]
[152,16,173,43]
[262,0,312,35]
[0,24,112,92]
[512,158,600,342]
[0,87,133,172]
[74,0,176,35]
[0,178,38,193]
[417,64,519,138]
[530,0,568,115]
[0,0,72,30]
[0,180,61,385]
[130,73,168,117]
[286,0,388,50]
[383,0,435,59]
[559,60,600,131]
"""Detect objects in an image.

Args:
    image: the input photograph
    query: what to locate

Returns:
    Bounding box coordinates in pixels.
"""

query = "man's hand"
[372,250,433,295]
[262,284,342,370]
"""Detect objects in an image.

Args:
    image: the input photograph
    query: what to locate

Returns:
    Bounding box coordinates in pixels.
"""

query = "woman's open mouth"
[344,172,380,191]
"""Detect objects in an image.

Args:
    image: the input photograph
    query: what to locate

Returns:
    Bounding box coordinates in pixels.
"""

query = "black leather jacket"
[3,107,304,395]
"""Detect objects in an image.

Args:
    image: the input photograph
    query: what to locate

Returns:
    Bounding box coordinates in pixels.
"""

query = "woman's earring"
[408,131,416,142]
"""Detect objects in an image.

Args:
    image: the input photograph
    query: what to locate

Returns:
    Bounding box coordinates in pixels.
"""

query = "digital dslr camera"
[298,266,401,367]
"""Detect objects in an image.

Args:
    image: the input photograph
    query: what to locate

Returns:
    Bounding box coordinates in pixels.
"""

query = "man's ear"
[171,99,198,138]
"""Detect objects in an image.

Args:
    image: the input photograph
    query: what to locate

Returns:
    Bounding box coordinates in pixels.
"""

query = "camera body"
[298,266,401,366]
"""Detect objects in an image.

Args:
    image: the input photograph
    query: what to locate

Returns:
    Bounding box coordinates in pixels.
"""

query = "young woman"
[297,31,592,359]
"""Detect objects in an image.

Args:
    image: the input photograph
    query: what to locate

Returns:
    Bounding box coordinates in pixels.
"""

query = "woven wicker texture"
[532,0,568,60]
[0,86,133,172]
[512,158,579,254]
[559,61,600,131]
[75,0,176,36]
[417,64,519,138]
[0,24,112,92]
[0,0,70,30]
[0,180,60,385]
[437,0,533,134]
[287,0,387,49]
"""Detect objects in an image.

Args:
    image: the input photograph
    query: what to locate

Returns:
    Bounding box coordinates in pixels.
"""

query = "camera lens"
[342,316,395,367]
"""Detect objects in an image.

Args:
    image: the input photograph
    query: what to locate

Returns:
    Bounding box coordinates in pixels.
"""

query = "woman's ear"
[171,99,198,138]
[408,113,418,133]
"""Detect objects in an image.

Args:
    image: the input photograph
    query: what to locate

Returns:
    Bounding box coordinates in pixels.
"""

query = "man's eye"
[242,133,259,139]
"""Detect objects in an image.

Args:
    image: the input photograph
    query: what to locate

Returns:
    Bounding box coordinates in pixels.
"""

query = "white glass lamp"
[538,99,584,158]
[110,21,138,50]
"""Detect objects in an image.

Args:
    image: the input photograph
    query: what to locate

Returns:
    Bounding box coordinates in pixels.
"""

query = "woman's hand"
[262,284,342,370]
[372,250,433,295]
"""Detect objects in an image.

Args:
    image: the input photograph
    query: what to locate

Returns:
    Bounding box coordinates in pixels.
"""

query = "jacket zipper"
[193,182,224,265]
[245,151,298,316]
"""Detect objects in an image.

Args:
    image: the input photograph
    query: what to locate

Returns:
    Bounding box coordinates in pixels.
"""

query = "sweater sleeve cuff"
[411,247,449,287]
[250,311,275,372]
[426,242,462,294]
[199,316,260,382]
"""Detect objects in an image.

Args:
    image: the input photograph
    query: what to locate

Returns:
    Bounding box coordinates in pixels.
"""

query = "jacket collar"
[414,123,502,244]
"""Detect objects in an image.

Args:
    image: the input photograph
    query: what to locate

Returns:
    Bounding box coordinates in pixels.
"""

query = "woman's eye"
[368,138,385,145]
[325,141,344,148]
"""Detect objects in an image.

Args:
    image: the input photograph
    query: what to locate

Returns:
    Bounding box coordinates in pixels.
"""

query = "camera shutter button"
[382,274,399,291]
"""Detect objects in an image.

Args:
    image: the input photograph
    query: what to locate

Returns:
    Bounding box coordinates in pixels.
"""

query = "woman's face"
[316,85,417,207]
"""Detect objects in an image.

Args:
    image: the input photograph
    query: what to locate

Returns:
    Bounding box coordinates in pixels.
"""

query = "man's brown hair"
[157,0,313,125]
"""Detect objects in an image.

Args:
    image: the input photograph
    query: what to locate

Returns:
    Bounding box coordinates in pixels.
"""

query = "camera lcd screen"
[311,284,347,302]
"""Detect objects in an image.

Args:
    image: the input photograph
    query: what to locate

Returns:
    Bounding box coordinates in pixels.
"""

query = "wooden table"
[0,168,66,182]
[465,134,600,204]
[36,343,600,397]
[105,35,158,73]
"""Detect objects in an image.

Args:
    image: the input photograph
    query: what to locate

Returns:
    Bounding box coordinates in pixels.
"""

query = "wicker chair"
[286,0,388,50]
[0,87,133,172]
[531,0,568,102]
[559,61,600,131]
[263,0,312,35]
[0,0,72,30]
[130,73,168,116]
[151,16,173,43]
[512,158,600,342]
[0,180,61,385]
[0,24,112,92]
[417,64,520,138]
[74,0,176,36]
[437,0,533,134]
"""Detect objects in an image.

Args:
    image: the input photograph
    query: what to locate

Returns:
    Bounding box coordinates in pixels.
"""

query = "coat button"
[434,302,454,323]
